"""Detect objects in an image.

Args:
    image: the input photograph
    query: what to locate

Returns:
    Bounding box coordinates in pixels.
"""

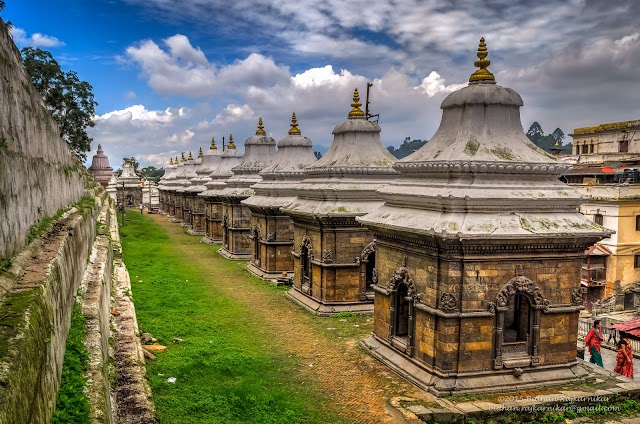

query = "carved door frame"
[388,267,417,356]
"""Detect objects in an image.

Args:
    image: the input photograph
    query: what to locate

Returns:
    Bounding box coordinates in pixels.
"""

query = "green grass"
[52,299,91,424]
[120,213,344,424]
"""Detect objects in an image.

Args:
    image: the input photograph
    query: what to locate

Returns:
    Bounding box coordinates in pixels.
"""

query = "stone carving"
[222,215,229,227]
[372,268,378,284]
[253,224,261,240]
[388,266,415,294]
[212,212,220,220]
[402,255,408,267]
[233,220,240,228]
[361,241,376,260]
[439,292,457,312]
[488,302,496,314]
[322,250,333,263]
[571,287,584,305]
[502,342,528,355]
[516,264,524,276]
[496,275,548,308]
[266,232,275,241]
[513,367,523,377]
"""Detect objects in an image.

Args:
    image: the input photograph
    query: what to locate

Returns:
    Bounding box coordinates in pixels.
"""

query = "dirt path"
[151,215,435,423]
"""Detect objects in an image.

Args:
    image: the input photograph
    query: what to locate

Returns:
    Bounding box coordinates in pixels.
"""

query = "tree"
[140,165,165,183]
[122,157,139,171]
[526,122,544,141]
[387,137,428,159]
[21,47,97,160]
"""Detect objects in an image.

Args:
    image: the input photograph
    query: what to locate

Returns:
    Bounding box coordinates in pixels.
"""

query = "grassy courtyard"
[119,212,418,424]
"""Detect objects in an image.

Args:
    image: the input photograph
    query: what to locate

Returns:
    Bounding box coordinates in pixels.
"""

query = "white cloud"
[126,35,289,97]
[125,91,137,100]
[415,71,467,96]
[11,27,65,48]
[212,104,255,126]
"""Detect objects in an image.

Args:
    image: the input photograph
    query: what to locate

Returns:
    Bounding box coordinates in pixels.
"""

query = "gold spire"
[188,151,193,161]
[228,133,236,149]
[198,147,203,158]
[256,117,266,135]
[169,158,174,165]
[348,88,365,118]
[181,152,186,162]
[175,156,179,164]
[288,112,301,135]
[210,136,217,150]
[469,37,495,83]
[555,139,560,147]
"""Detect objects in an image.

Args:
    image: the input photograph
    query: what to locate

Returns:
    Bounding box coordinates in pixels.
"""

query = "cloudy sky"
[5,0,640,168]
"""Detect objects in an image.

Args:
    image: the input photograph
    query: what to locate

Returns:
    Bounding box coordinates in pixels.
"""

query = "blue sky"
[4,0,640,167]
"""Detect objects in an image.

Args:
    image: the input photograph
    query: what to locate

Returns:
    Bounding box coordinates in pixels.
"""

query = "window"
[620,140,629,153]
[582,144,589,154]
[590,144,595,153]
[635,254,640,269]
[395,283,410,337]
[594,214,604,225]
[504,293,531,343]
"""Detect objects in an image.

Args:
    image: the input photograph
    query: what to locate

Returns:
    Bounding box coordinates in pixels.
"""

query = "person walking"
[614,333,634,378]
[584,319,604,367]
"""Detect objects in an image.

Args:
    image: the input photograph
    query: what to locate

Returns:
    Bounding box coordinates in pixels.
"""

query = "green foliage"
[0,257,11,273]
[139,165,165,183]
[52,300,91,424]
[21,47,98,161]
[0,137,7,149]
[387,137,428,159]
[526,122,572,154]
[333,311,354,318]
[120,213,345,424]
[122,157,139,171]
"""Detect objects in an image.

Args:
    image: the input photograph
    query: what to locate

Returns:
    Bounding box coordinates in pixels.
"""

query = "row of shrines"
[156,39,610,395]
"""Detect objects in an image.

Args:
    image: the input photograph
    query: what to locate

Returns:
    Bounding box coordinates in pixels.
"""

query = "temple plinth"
[218,118,277,260]
[281,89,398,315]
[243,113,317,281]
[359,38,612,395]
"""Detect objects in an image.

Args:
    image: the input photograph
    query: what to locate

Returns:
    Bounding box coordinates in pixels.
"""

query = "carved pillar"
[494,307,506,369]
[531,307,541,365]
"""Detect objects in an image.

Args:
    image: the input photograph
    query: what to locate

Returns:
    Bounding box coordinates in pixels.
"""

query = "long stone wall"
[0,19,85,259]
[0,196,103,424]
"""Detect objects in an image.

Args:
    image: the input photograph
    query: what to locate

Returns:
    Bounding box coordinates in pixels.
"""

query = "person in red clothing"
[614,333,634,378]
[584,320,603,367]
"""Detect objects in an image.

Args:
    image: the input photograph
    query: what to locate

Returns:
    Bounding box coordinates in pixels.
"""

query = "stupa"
[106,174,118,201]
[281,89,397,315]
[218,118,277,260]
[176,150,200,228]
[198,135,243,244]
[88,144,114,187]
[158,157,177,214]
[359,38,612,395]
[242,113,318,281]
[185,139,221,235]
[166,153,188,222]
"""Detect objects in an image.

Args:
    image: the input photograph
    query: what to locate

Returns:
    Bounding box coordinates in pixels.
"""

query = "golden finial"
[228,133,236,149]
[198,147,203,158]
[169,158,174,165]
[175,156,179,164]
[469,37,495,83]
[210,136,217,150]
[256,117,266,136]
[188,151,193,161]
[181,152,186,162]
[289,112,301,135]
[348,88,365,118]
[555,139,560,147]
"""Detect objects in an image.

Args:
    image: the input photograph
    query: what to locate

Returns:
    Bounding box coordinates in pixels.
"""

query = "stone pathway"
[150,215,433,424]
[584,344,640,381]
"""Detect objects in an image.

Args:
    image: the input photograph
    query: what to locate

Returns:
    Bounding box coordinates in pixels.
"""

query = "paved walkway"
[583,343,639,381]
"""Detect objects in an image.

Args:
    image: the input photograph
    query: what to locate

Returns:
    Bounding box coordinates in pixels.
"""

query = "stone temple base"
[200,236,220,245]
[361,335,592,397]
[180,222,192,229]
[246,262,292,285]
[186,228,205,236]
[218,247,251,261]
[286,287,373,316]
[170,218,182,224]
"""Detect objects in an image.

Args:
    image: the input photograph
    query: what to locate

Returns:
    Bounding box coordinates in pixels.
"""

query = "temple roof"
[358,38,612,241]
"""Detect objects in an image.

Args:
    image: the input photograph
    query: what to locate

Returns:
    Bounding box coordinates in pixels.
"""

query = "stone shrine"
[199,135,243,244]
[243,113,318,281]
[185,140,221,235]
[359,39,611,395]
[163,154,186,218]
[281,89,397,315]
[88,144,114,187]
[176,150,201,228]
[218,118,277,260]
[114,159,142,208]
[158,157,177,214]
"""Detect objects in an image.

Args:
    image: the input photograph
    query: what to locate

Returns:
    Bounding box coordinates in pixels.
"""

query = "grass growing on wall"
[52,300,91,424]
[120,213,343,424]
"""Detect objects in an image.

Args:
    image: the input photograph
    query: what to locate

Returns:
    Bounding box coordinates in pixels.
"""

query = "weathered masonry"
[360,39,611,395]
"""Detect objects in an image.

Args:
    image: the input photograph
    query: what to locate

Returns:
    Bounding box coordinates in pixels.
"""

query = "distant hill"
[387,137,428,159]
